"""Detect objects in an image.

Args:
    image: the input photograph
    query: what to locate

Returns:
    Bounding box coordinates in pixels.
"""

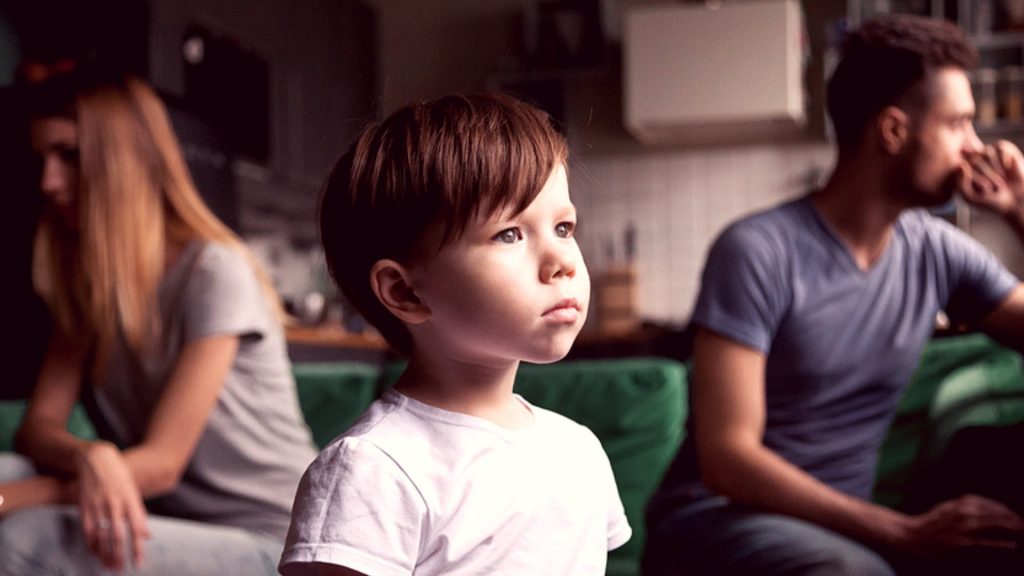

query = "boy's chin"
[523,343,576,365]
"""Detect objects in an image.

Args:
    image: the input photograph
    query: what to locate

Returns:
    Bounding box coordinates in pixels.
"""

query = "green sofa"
[3,334,1023,576]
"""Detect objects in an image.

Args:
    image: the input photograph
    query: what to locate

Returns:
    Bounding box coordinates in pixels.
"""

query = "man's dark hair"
[827,14,978,149]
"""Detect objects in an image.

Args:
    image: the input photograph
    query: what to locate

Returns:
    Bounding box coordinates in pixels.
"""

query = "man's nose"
[964,123,985,155]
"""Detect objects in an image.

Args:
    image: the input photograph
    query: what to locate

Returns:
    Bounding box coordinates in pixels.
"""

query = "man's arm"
[693,328,1024,556]
[963,140,1024,352]
[978,285,1024,352]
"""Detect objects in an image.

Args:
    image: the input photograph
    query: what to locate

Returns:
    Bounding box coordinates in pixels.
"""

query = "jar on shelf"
[1000,0,1024,31]
[976,67,999,126]
[998,65,1024,121]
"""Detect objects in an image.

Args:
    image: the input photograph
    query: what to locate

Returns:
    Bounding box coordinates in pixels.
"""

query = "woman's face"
[30,117,80,228]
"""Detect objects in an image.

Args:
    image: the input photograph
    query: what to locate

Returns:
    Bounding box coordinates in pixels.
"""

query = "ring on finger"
[97,517,112,531]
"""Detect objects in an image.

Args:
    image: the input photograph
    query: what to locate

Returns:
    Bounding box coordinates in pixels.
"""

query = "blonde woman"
[0,67,317,575]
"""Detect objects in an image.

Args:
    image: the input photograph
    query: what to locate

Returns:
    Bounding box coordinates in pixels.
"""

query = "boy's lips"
[543,298,581,322]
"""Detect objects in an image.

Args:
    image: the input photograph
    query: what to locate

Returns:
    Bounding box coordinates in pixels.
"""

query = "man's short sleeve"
[930,217,1019,324]
[279,437,426,576]
[691,221,790,352]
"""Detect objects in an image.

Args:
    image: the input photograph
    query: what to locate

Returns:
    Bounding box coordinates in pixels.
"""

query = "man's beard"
[891,152,960,209]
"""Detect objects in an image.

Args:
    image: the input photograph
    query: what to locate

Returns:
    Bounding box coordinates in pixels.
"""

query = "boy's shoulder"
[312,392,605,474]
[528,402,603,446]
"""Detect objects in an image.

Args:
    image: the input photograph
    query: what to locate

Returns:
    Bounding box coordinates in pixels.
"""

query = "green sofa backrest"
[0,402,96,451]
[292,361,382,449]
[872,333,1024,509]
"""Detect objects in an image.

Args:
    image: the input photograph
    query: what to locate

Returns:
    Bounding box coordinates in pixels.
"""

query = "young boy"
[278,93,631,576]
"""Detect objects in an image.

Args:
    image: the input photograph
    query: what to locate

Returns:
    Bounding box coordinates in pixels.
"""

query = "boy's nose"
[541,242,577,282]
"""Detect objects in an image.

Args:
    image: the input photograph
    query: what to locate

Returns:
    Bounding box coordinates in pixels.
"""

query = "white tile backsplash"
[572,142,836,326]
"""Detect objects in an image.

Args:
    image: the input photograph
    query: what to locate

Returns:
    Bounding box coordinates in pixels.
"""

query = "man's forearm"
[1009,205,1024,243]
[704,442,912,550]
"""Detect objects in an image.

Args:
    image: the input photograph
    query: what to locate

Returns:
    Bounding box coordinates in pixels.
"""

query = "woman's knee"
[0,452,37,483]
[0,506,84,576]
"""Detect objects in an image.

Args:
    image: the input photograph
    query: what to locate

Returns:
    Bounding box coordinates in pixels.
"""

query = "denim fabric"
[0,454,281,576]
[642,496,895,576]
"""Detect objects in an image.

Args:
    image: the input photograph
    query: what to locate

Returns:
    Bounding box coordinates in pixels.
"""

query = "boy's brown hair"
[827,13,978,150]
[319,92,569,355]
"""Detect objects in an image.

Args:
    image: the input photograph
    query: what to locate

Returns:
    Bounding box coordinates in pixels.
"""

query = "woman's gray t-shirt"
[87,241,317,540]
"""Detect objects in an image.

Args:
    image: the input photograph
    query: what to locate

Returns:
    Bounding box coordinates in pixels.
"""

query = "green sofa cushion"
[873,333,1024,509]
[292,361,381,449]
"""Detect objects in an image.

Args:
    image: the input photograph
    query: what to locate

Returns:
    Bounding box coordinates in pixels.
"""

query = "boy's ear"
[369,259,431,324]
[877,106,910,155]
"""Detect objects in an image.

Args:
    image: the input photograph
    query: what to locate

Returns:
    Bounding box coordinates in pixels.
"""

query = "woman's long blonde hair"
[32,70,281,376]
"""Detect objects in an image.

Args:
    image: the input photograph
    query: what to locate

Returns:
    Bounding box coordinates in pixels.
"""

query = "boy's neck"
[394,352,534,430]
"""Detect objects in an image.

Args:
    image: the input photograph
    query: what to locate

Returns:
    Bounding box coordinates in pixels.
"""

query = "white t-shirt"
[279,389,631,576]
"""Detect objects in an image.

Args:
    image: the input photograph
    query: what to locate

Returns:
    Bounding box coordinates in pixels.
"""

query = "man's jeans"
[642,495,895,576]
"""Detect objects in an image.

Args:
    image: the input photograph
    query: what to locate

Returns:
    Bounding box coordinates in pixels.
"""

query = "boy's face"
[408,163,589,365]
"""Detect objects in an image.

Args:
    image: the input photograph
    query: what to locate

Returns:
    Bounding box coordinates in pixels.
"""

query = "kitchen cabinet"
[847,0,1024,144]
[622,0,808,145]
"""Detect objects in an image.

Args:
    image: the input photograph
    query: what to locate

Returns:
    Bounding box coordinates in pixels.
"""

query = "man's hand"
[963,140,1024,230]
[901,494,1024,558]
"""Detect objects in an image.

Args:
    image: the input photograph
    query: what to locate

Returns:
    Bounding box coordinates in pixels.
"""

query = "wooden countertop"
[286,325,388,350]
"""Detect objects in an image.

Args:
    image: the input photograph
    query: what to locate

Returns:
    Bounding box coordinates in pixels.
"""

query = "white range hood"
[623,0,808,145]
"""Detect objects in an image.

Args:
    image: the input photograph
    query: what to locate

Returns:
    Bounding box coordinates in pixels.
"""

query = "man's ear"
[369,259,431,324]
[877,106,910,155]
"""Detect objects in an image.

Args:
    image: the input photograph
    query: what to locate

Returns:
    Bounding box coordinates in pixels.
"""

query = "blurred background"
[3,0,1023,362]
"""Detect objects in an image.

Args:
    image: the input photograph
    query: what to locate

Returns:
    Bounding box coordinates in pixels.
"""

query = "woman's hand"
[76,440,150,570]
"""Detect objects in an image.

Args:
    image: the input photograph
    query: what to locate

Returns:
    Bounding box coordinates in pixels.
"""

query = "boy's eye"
[494,228,523,244]
[555,221,576,239]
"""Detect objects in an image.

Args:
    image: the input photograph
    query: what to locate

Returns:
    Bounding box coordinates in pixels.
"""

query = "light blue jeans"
[0,453,282,576]
[642,496,896,576]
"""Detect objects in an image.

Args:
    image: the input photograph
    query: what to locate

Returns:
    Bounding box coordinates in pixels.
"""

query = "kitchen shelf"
[846,0,1024,144]
[972,30,1024,49]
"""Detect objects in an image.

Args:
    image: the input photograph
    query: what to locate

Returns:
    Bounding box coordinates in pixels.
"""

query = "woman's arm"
[0,476,70,516]
[73,333,239,570]
[15,331,91,473]
[14,330,238,496]
[123,334,240,496]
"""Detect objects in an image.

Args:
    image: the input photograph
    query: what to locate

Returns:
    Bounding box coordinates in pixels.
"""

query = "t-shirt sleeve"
[931,218,1019,324]
[279,437,426,576]
[181,244,269,343]
[691,222,789,352]
[603,444,632,551]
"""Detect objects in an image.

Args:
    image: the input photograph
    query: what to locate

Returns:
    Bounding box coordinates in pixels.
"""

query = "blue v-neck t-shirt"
[657,194,1018,512]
